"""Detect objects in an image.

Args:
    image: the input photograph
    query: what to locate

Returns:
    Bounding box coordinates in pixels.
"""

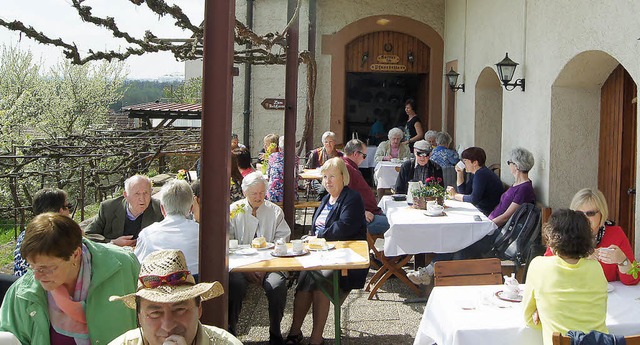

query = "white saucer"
[235,248,258,255]
[256,243,276,250]
[424,211,445,217]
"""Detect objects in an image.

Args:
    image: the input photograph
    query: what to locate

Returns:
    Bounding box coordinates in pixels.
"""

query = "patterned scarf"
[595,220,614,246]
[48,244,92,345]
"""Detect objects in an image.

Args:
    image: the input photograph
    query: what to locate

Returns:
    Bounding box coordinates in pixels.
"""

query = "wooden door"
[599,65,637,248]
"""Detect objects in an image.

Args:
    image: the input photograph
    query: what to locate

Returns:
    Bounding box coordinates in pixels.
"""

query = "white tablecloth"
[378,196,497,256]
[414,282,640,345]
[374,161,402,189]
[358,145,377,168]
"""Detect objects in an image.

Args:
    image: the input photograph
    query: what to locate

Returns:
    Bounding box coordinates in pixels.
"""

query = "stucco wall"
[445,0,640,251]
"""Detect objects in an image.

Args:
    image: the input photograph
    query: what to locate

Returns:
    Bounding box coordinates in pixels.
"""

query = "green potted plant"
[412,177,445,209]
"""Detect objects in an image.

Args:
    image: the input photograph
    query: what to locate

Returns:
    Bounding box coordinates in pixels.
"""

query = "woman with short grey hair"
[374,127,411,163]
[488,147,536,227]
[424,130,438,148]
[306,131,343,169]
[429,131,460,167]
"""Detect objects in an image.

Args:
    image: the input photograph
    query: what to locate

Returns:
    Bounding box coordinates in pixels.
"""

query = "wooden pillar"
[283,0,299,229]
[200,0,235,327]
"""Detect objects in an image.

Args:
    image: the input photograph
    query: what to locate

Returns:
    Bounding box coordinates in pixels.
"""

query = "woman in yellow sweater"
[523,209,608,345]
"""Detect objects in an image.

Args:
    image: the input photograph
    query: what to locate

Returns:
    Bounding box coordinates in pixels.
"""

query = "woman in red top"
[545,188,638,285]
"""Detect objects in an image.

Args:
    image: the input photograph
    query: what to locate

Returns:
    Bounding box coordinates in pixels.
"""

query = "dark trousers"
[228,271,288,341]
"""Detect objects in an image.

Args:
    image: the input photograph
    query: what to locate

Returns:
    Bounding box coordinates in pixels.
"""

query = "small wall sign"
[261,98,286,110]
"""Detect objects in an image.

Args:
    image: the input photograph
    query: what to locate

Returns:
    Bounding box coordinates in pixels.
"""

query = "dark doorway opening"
[345,72,420,145]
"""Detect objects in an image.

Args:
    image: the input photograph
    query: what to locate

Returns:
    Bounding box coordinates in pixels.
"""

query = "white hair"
[160,179,194,216]
[388,127,404,139]
[278,135,285,149]
[321,131,336,143]
[124,175,152,194]
[241,171,268,193]
[424,130,438,141]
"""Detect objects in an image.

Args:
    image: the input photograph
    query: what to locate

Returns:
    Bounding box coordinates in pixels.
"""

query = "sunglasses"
[356,150,367,159]
[415,150,429,157]
[139,270,191,289]
[579,210,600,218]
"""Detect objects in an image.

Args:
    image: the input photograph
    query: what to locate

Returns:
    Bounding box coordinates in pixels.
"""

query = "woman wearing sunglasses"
[0,213,140,344]
[544,188,639,285]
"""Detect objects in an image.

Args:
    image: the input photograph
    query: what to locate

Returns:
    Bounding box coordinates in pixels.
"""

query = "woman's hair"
[542,209,594,259]
[435,132,452,147]
[21,212,82,262]
[461,147,487,166]
[160,179,194,216]
[424,130,438,141]
[233,148,252,170]
[263,133,279,149]
[570,188,609,228]
[230,150,244,183]
[191,179,200,198]
[32,188,68,215]
[508,147,535,172]
[405,98,416,111]
[241,171,268,193]
[387,127,404,139]
[320,157,350,186]
[321,131,336,143]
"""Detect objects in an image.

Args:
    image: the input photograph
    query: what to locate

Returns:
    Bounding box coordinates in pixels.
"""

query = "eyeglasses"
[579,210,600,218]
[415,150,429,157]
[29,264,60,276]
[64,203,74,210]
[356,151,367,159]
[506,160,514,165]
[139,270,191,289]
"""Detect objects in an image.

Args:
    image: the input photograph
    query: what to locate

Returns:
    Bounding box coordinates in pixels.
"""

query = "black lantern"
[445,67,465,92]
[495,53,525,91]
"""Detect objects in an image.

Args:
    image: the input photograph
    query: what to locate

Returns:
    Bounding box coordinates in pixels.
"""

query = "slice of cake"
[308,237,327,250]
[251,236,267,248]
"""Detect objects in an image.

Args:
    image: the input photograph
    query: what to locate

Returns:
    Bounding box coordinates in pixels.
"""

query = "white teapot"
[503,273,520,299]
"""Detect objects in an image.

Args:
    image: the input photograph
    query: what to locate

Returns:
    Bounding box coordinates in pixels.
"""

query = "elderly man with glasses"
[394,140,443,195]
[342,139,390,235]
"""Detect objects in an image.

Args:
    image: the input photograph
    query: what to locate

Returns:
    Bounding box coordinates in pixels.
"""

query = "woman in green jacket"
[0,213,140,344]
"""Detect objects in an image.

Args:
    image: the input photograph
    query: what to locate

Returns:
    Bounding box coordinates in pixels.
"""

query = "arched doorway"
[550,50,637,246]
[474,67,503,169]
[322,15,444,143]
[344,31,429,144]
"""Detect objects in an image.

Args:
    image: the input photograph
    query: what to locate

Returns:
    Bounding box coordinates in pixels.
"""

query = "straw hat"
[110,250,224,309]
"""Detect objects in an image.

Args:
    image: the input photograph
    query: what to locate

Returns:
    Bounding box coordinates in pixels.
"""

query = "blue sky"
[0,0,205,80]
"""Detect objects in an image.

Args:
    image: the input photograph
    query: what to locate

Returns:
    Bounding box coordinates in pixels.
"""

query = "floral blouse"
[266,151,299,203]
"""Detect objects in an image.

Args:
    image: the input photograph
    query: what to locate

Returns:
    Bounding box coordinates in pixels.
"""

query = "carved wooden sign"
[376,54,400,63]
[370,64,407,72]
[261,98,286,110]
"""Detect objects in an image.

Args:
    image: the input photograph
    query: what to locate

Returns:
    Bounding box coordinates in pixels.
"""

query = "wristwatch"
[618,258,629,266]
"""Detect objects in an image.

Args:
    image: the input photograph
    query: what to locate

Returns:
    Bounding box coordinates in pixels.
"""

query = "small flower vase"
[413,197,428,210]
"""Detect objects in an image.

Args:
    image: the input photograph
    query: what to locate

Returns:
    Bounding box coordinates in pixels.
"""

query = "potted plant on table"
[412,177,445,209]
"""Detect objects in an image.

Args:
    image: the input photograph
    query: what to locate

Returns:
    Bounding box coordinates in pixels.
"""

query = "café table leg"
[309,271,342,345]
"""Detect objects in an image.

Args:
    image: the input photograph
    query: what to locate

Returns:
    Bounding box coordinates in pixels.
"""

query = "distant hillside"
[110,80,183,110]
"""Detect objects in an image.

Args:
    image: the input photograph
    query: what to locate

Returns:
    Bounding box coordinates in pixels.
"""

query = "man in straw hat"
[109,250,242,345]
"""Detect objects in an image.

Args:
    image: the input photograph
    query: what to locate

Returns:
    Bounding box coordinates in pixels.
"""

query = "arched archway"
[474,67,503,169]
[550,50,637,244]
[322,15,444,142]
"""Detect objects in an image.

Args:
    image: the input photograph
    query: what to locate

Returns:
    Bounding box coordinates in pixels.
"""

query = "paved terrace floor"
[235,269,432,345]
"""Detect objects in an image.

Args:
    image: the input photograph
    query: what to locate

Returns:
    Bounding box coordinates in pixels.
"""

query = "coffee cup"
[291,239,304,253]
[428,204,444,213]
[456,160,466,171]
[426,200,438,209]
[229,239,239,250]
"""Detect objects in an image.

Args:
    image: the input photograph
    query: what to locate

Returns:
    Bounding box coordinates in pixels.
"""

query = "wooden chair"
[365,232,420,299]
[434,258,502,287]
[552,332,640,345]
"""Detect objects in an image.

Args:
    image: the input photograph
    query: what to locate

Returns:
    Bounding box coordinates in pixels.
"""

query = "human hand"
[446,186,455,197]
[244,272,265,284]
[365,211,374,223]
[596,245,626,265]
[532,310,539,325]
[162,335,188,345]
[384,155,392,161]
[111,235,136,247]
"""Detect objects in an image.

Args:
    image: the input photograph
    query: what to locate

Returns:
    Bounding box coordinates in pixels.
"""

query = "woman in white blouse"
[227,171,291,342]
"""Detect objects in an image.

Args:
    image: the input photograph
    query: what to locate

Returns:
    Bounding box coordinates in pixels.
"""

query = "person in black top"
[403,99,424,152]
[394,140,443,194]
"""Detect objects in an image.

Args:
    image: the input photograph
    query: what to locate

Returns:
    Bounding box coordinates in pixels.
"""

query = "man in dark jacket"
[394,140,443,195]
[85,175,163,247]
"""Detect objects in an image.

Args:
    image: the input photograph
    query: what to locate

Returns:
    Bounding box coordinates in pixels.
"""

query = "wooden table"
[230,240,370,345]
